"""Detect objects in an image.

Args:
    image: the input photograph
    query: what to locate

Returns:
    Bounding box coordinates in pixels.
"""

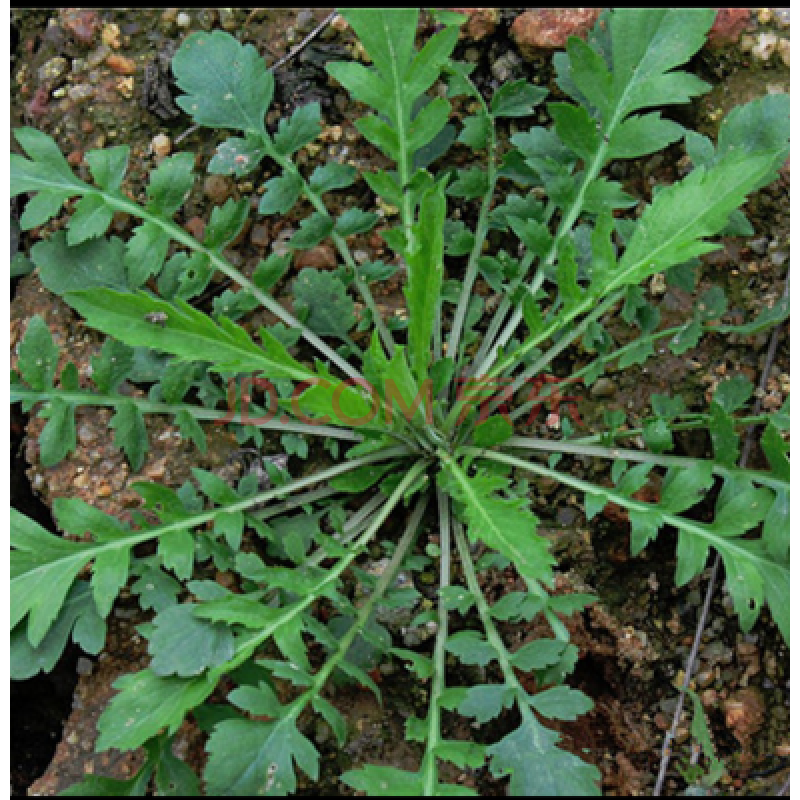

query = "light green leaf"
[11,509,93,647]
[97,669,216,751]
[11,127,88,197]
[330,463,393,493]
[446,167,488,200]
[472,417,513,448]
[90,339,135,393]
[405,182,446,381]
[607,151,783,294]
[65,289,315,382]
[439,461,554,585]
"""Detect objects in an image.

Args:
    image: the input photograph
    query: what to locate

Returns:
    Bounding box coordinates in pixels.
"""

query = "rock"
[250,222,270,249]
[296,9,315,32]
[106,53,137,75]
[590,377,615,398]
[708,8,751,47]
[294,244,337,270]
[150,133,171,159]
[38,57,69,85]
[176,11,192,29]
[511,8,600,55]
[203,174,234,205]
[218,8,237,31]
[185,216,205,240]
[450,8,498,40]
[491,51,520,83]
[67,83,94,103]
[26,87,50,117]
[101,22,121,49]
[751,32,779,61]
[60,8,99,46]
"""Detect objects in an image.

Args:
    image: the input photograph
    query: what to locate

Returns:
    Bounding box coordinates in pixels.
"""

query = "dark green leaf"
[335,209,379,237]
[204,716,319,796]
[32,233,129,295]
[293,269,355,339]
[205,198,250,250]
[309,162,358,193]
[491,80,548,117]
[67,195,113,245]
[290,212,334,250]
[111,400,148,472]
[173,31,274,134]
[273,102,322,156]
[39,397,76,467]
[259,171,304,215]
[209,134,267,177]
[149,604,236,677]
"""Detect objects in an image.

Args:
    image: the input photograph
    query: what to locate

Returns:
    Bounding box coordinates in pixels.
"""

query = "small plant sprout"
[10,8,789,797]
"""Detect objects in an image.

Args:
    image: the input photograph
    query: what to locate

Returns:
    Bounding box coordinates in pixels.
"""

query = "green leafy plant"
[11,8,789,796]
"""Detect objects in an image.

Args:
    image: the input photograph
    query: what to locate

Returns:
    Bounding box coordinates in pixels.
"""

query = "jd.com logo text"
[218,374,584,428]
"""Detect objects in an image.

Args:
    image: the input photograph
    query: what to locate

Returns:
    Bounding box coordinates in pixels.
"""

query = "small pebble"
[590,377,615,398]
[218,8,237,31]
[204,174,234,205]
[150,133,172,159]
[751,32,778,60]
[101,22,121,49]
[250,223,270,248]
[38,57,68,84]
[106,54,136,75]
[294,244,337,270]
[176,12,192,29]
[296,9,314,31]
[185,216,205,239]
[76,657,93,676]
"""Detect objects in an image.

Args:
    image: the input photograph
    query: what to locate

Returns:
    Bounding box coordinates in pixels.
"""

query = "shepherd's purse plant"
[10,8,789,796]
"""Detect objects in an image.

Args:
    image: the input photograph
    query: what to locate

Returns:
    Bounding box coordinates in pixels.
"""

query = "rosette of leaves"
[10,8,789,796]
